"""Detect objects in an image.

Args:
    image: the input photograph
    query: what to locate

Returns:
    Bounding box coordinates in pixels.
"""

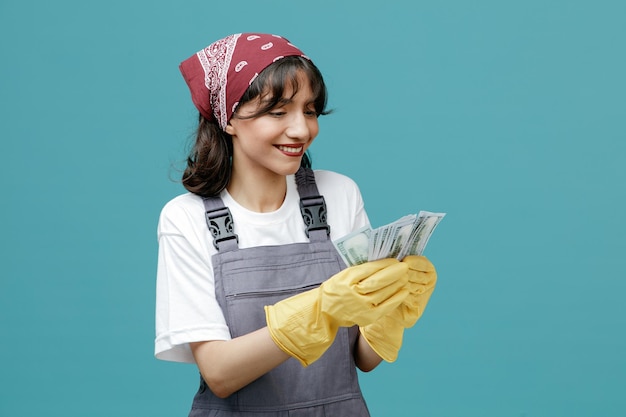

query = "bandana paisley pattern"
[196,34,239,130]
[179,33,310,130]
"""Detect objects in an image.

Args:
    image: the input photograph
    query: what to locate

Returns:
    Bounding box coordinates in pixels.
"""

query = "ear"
[224,121,236,136]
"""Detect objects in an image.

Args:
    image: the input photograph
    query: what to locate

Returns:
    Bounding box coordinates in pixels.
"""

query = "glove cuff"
[359,316,405,363]
[265,288,338,367]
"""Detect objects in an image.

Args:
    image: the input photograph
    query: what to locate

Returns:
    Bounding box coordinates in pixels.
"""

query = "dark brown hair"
[181,56,329,197]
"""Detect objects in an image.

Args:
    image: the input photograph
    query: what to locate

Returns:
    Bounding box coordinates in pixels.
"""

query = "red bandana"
[179,33,310,130]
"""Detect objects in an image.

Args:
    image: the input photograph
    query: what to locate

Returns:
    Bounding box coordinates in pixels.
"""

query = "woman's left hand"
[358,255,437,362]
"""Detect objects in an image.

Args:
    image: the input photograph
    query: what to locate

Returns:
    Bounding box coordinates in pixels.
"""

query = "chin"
[282,165,302,176]
[274,160,304,176]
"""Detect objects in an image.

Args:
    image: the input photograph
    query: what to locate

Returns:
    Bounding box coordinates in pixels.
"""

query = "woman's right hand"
[319,258,410,326]
[265,258,410,366]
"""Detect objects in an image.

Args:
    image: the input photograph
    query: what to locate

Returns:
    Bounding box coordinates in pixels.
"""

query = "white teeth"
[277,145,303,153]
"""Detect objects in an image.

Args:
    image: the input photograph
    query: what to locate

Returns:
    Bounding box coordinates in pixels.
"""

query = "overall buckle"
[205,207,239,250]
[300,195,331,238]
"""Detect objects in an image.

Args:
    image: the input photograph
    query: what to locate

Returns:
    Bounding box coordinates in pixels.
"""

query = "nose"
[285,112,314,141]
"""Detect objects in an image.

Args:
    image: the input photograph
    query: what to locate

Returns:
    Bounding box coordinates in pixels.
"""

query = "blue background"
[1,1,624,416]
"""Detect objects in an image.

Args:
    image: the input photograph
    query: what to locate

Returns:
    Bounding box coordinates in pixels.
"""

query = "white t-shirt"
[155,170,370,363]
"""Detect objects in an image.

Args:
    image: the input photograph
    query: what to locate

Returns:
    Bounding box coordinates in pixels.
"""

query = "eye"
[269,111,286,117]
[304,109,318,118]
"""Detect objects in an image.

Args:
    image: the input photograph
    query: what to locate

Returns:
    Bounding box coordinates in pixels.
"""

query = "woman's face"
[225,72,319,180]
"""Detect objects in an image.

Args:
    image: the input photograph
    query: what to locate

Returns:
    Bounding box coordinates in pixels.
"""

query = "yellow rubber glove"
[265,258,409,366]
[359,255,437,362]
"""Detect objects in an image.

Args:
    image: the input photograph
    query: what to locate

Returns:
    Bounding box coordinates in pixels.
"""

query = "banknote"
[334,211,446,267]
[370,214,416,260]
[334,225,372,266]
[396,211,446,260]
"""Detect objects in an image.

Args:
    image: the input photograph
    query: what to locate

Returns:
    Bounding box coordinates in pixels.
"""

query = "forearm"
[190,326,290,398]
[354,330,383,372]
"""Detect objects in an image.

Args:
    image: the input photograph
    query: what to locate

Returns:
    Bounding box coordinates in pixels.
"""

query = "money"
[366,214,411,260]
[334,211,446,267]
[396,211,445,260]
[334,226,371,266]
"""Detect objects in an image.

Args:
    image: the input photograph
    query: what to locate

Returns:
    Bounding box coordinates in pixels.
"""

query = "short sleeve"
[154,194,232,363]
[313,170,371,239]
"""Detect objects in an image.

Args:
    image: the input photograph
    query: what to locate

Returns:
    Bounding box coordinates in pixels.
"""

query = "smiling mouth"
[276,145,303,154]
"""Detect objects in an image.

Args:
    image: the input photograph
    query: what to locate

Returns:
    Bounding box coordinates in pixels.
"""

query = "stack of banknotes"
[333,211,446,267]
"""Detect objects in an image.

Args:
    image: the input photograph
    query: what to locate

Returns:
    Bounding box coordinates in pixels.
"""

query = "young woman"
[155,33,437,416]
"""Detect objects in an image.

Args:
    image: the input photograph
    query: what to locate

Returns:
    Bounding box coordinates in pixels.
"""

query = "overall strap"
[295,167,331,242]
[203,168,330,251]
[202,196,239,252]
